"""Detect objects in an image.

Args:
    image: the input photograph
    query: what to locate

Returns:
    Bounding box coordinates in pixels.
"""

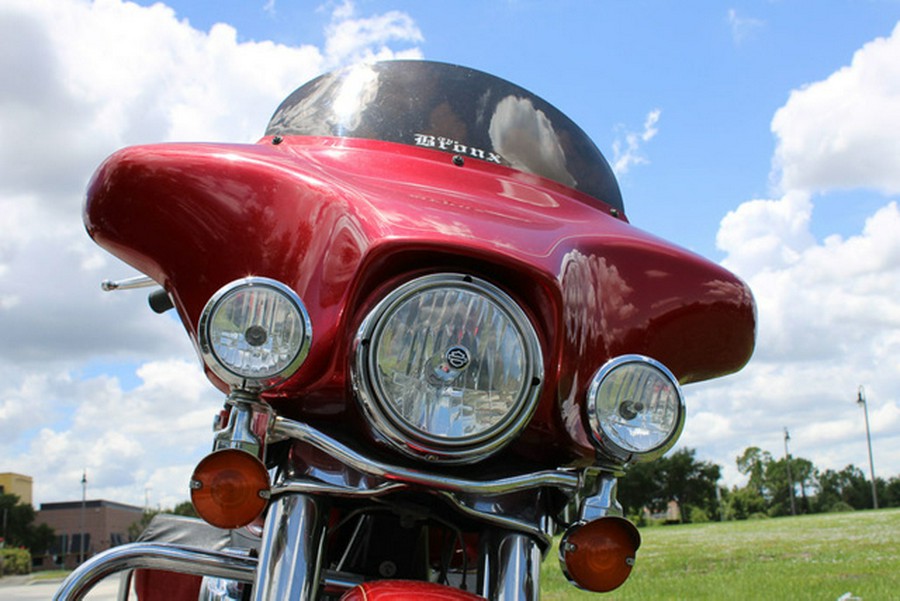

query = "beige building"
[36,500,144,568]
[0,472,34,506]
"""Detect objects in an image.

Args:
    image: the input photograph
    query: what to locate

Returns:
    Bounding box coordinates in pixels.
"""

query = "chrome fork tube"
[253,494,328,601]
[479,531,542,601]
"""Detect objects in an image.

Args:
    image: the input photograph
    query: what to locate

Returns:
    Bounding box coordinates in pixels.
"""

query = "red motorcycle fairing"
[339,580,487,600]
[84,134,755,464]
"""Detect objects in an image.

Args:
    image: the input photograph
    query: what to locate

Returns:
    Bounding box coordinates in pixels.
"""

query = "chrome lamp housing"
[586,355,686,464]
[353,273,544,464]
[198,277,312,392]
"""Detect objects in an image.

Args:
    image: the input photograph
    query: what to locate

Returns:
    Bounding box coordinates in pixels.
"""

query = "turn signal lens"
[559,517,641,593]
[190,449,270,529]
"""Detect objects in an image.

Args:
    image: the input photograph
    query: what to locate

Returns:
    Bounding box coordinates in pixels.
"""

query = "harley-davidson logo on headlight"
[445,345,471,370]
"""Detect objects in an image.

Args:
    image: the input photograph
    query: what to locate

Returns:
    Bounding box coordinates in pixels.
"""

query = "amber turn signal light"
[559,516,641,593]
[190,449,271,529]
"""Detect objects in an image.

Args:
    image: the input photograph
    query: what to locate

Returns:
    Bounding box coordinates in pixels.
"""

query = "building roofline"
[39,499,145,512]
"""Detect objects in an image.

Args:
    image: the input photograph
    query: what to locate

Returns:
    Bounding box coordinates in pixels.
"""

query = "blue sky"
[2,0,899,508]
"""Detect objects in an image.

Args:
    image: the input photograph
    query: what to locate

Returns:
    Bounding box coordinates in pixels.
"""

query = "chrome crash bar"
[271,416,584,546]
[52,543,256,601]
[271,416,582,495]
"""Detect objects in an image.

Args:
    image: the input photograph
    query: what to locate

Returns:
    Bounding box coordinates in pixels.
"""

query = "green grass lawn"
[542,508,900,600]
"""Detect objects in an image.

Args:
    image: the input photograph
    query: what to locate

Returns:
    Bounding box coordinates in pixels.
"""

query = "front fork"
[251,492,544,601]
[479,531,543,601]
[253,494,329,601]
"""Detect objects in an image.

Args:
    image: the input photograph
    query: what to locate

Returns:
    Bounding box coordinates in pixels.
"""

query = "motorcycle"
[54,60,755,600]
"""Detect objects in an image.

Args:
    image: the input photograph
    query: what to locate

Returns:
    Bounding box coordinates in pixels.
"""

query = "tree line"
[618,447,900,524]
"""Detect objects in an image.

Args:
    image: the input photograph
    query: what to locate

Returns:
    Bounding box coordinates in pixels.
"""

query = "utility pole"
[80,470,87,564]
[857,386,879,509]
[783,428,797,516]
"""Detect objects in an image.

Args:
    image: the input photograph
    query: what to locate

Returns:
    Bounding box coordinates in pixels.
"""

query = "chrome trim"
[562,468,624,523]
[213,393,272,457]
[585,354,686,463]
[101,275,157,291]
[199,548,254,601]
[52,543,256,601]
[116,571,132,601]
[52,539,361,601]
[352,273,544,464]
[253,494,327,601]
[435,491,550,547]
[274,479,407,498]
[479,532,541,601]
[272,479,552,547]
[272,416,579,496]
[271,416,576,546]
[198,277,312,392]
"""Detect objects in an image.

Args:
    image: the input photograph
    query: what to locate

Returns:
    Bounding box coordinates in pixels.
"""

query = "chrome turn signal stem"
[213,391,273,459]
[579,468,624,522]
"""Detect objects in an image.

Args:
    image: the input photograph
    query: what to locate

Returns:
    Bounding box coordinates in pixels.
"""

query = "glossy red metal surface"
[85,136,755,464]
[339,580,487,601]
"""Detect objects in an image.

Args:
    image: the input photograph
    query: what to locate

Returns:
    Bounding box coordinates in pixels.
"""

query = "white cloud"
[727,9,764,45]
[612,108,661,176]
[0,0,423,507]
[772,22,900,195]
[700,22,900,486]
[4,360,215,508]
[324,0,424,66]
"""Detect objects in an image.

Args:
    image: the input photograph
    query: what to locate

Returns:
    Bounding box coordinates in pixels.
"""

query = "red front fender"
[340,580,487,600]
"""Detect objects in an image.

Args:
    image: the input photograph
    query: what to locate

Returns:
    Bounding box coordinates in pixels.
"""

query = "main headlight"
[353,273,543,463]
[586,355,685,463]
[199,277,312,391]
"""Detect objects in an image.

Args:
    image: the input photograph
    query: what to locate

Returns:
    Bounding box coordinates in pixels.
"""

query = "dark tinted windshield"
[266,61,623,213]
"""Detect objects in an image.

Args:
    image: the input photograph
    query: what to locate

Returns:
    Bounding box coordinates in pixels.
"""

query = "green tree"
[127,509,159,541]
[722,486,767,520]
[814,465,870,511]
[764,458,797,516]
[618,448,722,523]
[618,459,664,517]
[791,457,816,513]
[883,476,900,508]
[0,494,56,555]
[736,447,772,497]
[172,501,198,517]
[662,448,722,520]
[735,447,817,516]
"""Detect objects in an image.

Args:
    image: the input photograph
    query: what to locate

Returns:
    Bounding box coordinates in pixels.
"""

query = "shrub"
[1,548,32,575]
[686,505,711,523]
[829,501,855,513]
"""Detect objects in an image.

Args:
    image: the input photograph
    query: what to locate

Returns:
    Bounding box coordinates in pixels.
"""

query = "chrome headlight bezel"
[198,277,312,392]
[586,355,686,464]
[352,273,544,464]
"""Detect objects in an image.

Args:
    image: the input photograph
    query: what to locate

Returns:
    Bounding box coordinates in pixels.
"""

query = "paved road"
[0,575,121,600]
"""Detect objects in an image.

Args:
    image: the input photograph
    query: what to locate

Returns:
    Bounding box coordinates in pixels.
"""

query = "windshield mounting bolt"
[272,135,283,145]
[610,208,619,218]
[452,154,465,167]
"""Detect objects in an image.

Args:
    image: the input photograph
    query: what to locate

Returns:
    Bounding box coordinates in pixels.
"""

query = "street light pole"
[857,386,879,510]
[783,427,797,516]
[80,471,87,564]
